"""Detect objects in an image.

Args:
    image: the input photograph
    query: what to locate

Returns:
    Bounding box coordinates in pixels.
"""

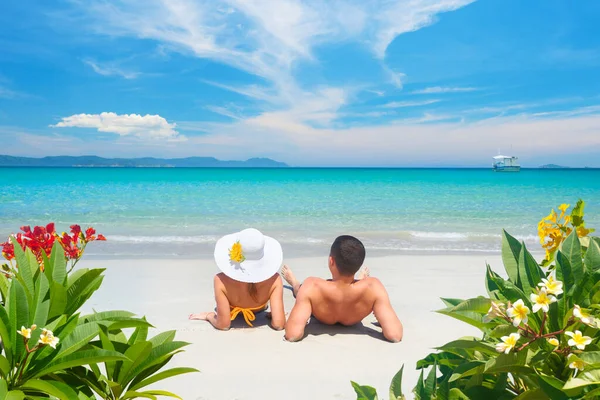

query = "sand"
[81,254,505,400]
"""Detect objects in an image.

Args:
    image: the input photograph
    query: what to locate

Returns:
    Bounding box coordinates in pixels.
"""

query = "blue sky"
[1,0,599,167]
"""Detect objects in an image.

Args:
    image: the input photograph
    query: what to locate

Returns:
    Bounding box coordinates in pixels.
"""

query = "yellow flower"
[229,241,245,263]
[496,333,520,354]
[530,287,557,313]
[507,299,530,327]
[17,326,31,339]
[38,329,60,349]
[547,337,559,347]
[558,203,570,214]
[566,330,592,350]
[568,354,585,373]
[573,305,595,327]
[538,273,563,296]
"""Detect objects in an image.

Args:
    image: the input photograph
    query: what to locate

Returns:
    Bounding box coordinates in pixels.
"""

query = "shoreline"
[82,253,505,400]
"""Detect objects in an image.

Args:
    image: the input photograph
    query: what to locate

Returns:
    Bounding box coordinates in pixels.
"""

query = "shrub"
[0,224,197,399]
[352,200,600,399]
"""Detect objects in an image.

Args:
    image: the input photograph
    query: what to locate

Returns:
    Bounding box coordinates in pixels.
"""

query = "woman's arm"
[268,275,286,330]
[189,275,231,330]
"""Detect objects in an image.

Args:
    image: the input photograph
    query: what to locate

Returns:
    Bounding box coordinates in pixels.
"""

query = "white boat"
[493,155,520,172]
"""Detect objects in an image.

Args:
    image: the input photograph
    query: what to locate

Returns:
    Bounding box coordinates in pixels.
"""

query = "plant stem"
[540,313,547,336]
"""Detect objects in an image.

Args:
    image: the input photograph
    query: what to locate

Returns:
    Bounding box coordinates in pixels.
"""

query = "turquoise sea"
[1,168,599,259]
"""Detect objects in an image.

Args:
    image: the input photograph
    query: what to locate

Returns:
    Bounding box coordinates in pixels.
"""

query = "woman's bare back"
[217,272,279,308]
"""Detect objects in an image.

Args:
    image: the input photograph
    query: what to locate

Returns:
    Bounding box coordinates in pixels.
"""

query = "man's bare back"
[282,265,403,342]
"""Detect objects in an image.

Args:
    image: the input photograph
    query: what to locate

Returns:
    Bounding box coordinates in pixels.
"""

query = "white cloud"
[50,112,182,140]
[412,86,480,94]
[381,99,441,108]
[73,0,475,126]
[84,59,140,79]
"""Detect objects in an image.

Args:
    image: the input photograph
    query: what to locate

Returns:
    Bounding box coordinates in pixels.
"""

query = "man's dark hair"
[330,235,365,276]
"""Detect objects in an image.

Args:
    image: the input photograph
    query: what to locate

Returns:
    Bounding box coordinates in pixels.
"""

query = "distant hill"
[539,164,570,169]
[0,155,289,168]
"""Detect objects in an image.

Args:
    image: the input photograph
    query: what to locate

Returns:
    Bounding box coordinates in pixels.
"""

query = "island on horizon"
[539,163,570,169]
[0,155,289,168]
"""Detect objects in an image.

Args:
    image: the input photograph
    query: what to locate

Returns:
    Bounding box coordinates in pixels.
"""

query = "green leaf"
[517,243,543,296]
[448,388,470,400]
[65,269,105,315]
[7,278,29,363]
[585,238,600,271]
[501,230,521,283]
[81,310,136,323]
[484,352,535,374]
[148,330,176,347]
[562,231,584,284]
[571,199,586,227]
[489,324,518,338]
[514,389,548,399]
[121,391,157,400]
[0,379,6,397]
[0,273,9,303]
[130,367,198,391]
[56,322,100,359]
[536,374,570,400]
[440,298,465,307]
[449,361,485,382]
[388,365,404,400]
[0,354,10,378]
[127,341,189,383]
[0,305,13,363]
[48,240,67,285]
[47,282,67,320]
[414,369,425,400]
[19,379,80,400]
[563,369,600,390]
[486,265,531,306]
[29,349,128,379]
[117,341,153,386]
[424,363,437,397]
[436,339,497,356]
[5,390,25,400]
[351,381,379,400]
[128,320,149,346]
[138,390,183,399]
[11,238,34,303]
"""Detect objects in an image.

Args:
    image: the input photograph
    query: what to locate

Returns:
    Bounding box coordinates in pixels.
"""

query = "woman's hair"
[248,282,259,301]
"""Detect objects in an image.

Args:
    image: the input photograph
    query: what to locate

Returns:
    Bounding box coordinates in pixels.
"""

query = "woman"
[189,228,285,330]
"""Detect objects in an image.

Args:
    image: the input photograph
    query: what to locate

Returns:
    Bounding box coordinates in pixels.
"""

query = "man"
[281,235,403,342]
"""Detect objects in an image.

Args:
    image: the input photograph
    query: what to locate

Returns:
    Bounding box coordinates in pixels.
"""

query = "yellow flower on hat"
[229,241,245,263]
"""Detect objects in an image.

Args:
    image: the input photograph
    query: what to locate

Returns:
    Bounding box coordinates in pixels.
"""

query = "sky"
[1,0,600,167]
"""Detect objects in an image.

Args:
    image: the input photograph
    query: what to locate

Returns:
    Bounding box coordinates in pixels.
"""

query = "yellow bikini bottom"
[230,303,268,327]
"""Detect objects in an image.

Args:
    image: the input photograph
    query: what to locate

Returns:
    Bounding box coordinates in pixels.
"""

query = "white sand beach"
[82,254,503,400]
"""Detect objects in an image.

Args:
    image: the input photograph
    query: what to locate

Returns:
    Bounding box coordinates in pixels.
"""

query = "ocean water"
[1,167,599,259]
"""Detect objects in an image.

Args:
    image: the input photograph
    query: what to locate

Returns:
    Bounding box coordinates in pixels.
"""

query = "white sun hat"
[214,228,283,283]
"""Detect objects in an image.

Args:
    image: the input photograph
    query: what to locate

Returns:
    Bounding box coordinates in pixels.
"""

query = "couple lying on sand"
[189,228,403,342]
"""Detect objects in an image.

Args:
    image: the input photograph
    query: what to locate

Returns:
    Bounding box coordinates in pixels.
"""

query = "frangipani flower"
[568,354,585,374]
[483,301,504,323]
[538,273,563,296]
[547,337,559,347]
[507,299,530,327]
[530,287,557,313]
[17,326,31,339]
[573,305,595,327]
[496,333,520,354]
[38,329,59,349]
[566,330,592,350]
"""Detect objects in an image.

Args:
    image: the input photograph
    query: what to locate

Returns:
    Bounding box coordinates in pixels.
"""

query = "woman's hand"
[189,312,215,320]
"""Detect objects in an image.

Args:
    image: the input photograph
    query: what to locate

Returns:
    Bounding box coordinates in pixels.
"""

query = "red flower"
[1,240,14,260]
[97,234,107,241]
[85,227,96,241]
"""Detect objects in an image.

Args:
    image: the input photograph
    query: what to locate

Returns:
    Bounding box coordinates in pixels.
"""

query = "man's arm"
[284,279,315,342]
[372,278,403,342]
[268,275,286,331]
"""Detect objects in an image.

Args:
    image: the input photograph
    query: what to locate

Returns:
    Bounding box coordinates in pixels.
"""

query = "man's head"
[329,235,365,276]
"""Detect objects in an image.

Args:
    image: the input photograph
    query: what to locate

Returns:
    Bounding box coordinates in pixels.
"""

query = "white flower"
[573,305,595,327]
[17,326,31,339]
[507,299,530,327]
[538,273,563,296]
[530,287,557,313]
[38,328,60,349]
[568,354,585,374]
[483,301,504,323]
[565,330,592,350]
[547,337,559,347]
[496,333,521,354]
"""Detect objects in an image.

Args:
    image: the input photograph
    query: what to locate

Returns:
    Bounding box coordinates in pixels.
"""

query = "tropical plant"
[351,200,600,399]
[0,223,196,399]
[352,365,405,400]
